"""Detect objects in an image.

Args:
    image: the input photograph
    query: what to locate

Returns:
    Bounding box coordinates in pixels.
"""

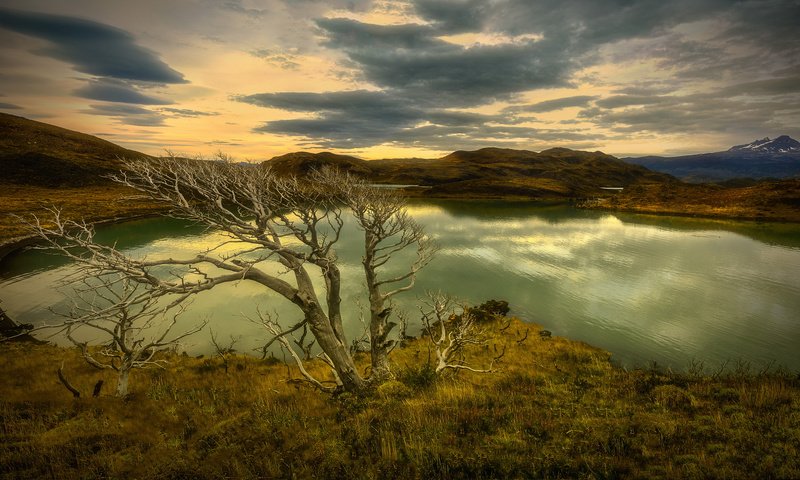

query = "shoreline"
[3,198,794,259]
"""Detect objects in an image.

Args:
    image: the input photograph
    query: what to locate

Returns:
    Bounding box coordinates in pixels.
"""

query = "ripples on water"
[2,202,799,370]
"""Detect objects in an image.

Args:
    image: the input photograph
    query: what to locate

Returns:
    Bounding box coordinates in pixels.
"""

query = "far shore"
[2,181,798,260]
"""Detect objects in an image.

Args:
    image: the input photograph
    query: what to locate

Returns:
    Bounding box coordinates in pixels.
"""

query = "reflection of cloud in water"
[2,204,800,369]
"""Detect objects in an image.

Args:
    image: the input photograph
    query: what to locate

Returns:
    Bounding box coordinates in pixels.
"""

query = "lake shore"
[1,315,798,479]
[2,179,799,258]
[0,184,166,259]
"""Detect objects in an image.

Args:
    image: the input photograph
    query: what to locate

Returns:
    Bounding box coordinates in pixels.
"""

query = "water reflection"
[2,201,800,371]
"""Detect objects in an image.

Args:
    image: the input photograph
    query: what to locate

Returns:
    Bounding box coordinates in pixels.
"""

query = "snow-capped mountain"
[729,135,800,153]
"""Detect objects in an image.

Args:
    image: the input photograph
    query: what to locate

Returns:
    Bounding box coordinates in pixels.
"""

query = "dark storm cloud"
[411,0,745,48]
[580,94,800,136]
[315,17,573,105]
[0,7,186,84]
[722,76,800,97]
[316,18,439,50]
[402,0,487,34]
[237,90,422,122]
[75,79,173,105]
[245,0,799,149]
[238,89,533,149]
[306,1,794,119]
[720,0,800,55]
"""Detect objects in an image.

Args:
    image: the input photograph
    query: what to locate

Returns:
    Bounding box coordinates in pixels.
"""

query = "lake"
[2,199,799,371]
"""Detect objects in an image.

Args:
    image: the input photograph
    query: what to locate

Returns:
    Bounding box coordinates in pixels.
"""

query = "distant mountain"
[626,136,800,182]
[265,146,674,198]
[0,112,150,187]
[730,136,800,153]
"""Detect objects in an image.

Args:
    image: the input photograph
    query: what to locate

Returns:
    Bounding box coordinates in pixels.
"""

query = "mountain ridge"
[729,135,800,153]
[626,135,800,182]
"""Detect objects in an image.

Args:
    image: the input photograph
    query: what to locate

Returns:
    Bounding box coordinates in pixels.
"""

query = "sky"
[0,0,798,160]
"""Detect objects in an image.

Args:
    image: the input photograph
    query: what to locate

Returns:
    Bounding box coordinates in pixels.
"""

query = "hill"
[626,136,800,183]
[0,112,150,187]
[265,151,372,177]
[265,147,675,199]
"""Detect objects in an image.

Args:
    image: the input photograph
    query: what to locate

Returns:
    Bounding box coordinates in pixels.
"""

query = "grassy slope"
[0,113,163,244]
[0,113,149,187]
[1,316,798,479]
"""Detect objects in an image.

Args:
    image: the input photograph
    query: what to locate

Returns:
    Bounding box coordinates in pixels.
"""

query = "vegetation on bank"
[585,179,800,223]
[0,184,164,243]
[1,313,798,479]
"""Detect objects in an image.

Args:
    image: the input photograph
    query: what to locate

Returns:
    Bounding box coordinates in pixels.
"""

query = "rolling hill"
[0,112,150,187]
[265,147,675,199]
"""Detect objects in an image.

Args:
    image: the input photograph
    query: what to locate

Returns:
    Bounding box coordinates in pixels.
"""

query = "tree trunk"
[305,306,365,392]
[369,306,394,381]
[116,367,130,397]
[364,246,394,382]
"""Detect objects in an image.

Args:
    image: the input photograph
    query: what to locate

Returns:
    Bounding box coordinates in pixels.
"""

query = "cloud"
[236,89,601,150]
[75,78,173,105]
[250,48,301,69]
[86,104,154,116]
[0,102,23,110]
[316,17,576,106]
[221,0,268,19]
[595,95,673,109]
[505,95,597,113]
[722,76,800,97]
[579,94,800,137]
[412,0,488,33]
[415,0,734,46]
[0,7,186,84]
[159,107,219,117]
[84,103,166,126]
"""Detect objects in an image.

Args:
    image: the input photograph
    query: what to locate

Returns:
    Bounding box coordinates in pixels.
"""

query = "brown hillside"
[265,151,372,177]
[0,113,150,187]
[263,147,676,199]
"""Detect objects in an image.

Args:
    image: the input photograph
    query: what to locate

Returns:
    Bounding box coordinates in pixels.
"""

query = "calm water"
[2,200,800,370]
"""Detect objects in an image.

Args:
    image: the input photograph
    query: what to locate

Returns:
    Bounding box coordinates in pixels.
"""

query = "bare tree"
[419,291,494,374]
[317,170,437,380]
[210,330,240,374]
[40,273,205,396]
[24,156,433,392]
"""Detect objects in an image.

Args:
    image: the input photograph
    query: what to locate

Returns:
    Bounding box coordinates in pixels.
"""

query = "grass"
[1,316,798,479]
[0,184,165,243]
[588,179,800,223]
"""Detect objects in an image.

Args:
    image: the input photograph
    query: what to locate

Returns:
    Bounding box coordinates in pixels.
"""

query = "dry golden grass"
[1,314,798,479]
[0,184,165,243]
[591,179,800,222]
